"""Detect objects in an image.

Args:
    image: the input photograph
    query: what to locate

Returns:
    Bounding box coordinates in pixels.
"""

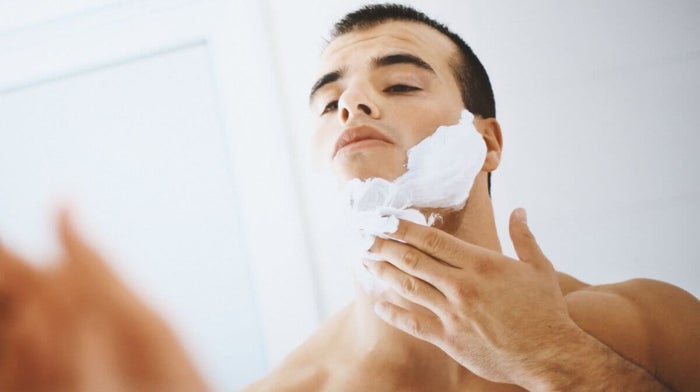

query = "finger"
[57,209,123,291]
[374,300,442,342]
[363,259,447,313]
[370,237,453,284]
[58,209,106,270]
[508,208,551,269]
[389,219,493,269]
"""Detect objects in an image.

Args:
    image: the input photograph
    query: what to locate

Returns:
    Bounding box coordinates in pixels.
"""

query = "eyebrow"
[371,53,435,74]
[309,69,344,102]
[308,52,436,103]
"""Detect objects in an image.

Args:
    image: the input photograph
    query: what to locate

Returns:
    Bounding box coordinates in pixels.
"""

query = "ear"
[473,117,503,172]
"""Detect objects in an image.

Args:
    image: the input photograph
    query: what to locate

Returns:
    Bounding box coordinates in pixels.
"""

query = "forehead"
[319,21,458,75]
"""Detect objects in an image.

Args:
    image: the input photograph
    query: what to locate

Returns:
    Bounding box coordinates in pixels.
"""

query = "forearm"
[522,324,669,392]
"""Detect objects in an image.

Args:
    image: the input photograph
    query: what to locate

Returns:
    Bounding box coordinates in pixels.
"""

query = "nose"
[337,85,380,123]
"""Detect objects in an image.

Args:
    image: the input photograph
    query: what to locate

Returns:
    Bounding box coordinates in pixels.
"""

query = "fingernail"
[515,208,527,223]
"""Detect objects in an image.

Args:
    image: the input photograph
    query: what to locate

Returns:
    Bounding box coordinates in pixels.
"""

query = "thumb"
[57,208,116,281]
[509,208,550,268]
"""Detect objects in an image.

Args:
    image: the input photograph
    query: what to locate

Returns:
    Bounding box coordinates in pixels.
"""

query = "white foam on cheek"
[396,110,486,209]
[342,110,487,292]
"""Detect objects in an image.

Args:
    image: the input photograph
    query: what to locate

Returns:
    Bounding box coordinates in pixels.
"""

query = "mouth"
[333,125,393,158]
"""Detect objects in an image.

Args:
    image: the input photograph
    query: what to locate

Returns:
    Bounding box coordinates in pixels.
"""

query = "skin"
[244,21,700,391]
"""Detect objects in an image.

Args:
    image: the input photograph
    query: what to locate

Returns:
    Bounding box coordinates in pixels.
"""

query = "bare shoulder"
[240,305,354,392]
[563,276,700,391]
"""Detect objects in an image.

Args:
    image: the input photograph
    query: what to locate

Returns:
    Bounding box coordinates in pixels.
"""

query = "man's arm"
[563,278,700,391]
[364,209,699,390]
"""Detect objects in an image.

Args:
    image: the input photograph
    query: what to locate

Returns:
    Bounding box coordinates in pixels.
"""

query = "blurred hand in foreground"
[0,211,208,391]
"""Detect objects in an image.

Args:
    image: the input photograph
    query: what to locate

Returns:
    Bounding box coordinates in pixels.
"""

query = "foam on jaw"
[342,110,487,292]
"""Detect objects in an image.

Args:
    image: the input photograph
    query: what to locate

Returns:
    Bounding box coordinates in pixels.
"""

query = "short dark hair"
[329,3,496,192]
[330,3,496,119]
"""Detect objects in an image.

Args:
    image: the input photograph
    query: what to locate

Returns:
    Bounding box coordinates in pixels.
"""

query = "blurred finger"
[57,209,113,275]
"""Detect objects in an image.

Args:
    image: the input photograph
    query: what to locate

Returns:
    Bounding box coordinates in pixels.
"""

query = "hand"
[0,211,208,391]
[364,208,577,386]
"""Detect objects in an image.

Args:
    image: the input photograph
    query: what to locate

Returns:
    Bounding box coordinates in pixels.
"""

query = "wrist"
[515,320,590,390]
[518,321,666,391]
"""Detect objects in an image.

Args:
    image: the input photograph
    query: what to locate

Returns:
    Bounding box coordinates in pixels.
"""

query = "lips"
[333,125,392,157]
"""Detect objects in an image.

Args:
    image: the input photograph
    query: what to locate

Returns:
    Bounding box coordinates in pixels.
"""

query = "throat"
[420,205,466,235]
[335,295,470,390]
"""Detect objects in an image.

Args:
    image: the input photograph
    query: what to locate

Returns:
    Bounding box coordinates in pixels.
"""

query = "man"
[0,4,697,392]
[244,4,699,391]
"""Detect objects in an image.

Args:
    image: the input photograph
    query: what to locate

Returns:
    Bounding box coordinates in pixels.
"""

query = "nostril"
[358,104,371,115]
[341,107,350,122]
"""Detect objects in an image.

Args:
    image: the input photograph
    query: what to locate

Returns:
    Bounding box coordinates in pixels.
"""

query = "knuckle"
[404,316,423,336]
[400,248,421,270]
[444,333,459,350]
[445,311,462,326]
[451,282,479,302]
[372,261,390,277]
[473,259,495,276]
[424,231,444,251]
[401,277,419,295]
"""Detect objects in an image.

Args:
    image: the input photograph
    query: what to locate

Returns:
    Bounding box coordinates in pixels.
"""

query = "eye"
[384,84,420,93]
[321,100,338,115]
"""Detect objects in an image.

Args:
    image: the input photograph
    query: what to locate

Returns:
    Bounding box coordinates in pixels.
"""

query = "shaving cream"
[342,110,487,292]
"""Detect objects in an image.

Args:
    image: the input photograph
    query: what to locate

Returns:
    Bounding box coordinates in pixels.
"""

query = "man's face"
[310,21,465,183]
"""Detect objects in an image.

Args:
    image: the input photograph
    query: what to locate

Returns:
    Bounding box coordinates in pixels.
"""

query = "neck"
[432,172,502,253]
[344,286,467,389]
[343,173,499,388]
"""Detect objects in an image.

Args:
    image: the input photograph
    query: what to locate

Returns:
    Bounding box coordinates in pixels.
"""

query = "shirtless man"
[244,4,700,391]
[0,4,697,392]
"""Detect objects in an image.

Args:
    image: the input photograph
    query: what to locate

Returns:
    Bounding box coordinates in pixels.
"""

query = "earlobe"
[474,117,503,172]
[483,150,501,172]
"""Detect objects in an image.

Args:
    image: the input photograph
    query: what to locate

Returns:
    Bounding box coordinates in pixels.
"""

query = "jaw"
[333,148,408,183]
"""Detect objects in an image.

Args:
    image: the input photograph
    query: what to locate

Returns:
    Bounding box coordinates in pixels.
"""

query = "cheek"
[402,104,463,147]
[430,94,464,124]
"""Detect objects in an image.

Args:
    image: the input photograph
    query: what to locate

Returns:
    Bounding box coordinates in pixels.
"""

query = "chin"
[333,152,406,183]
